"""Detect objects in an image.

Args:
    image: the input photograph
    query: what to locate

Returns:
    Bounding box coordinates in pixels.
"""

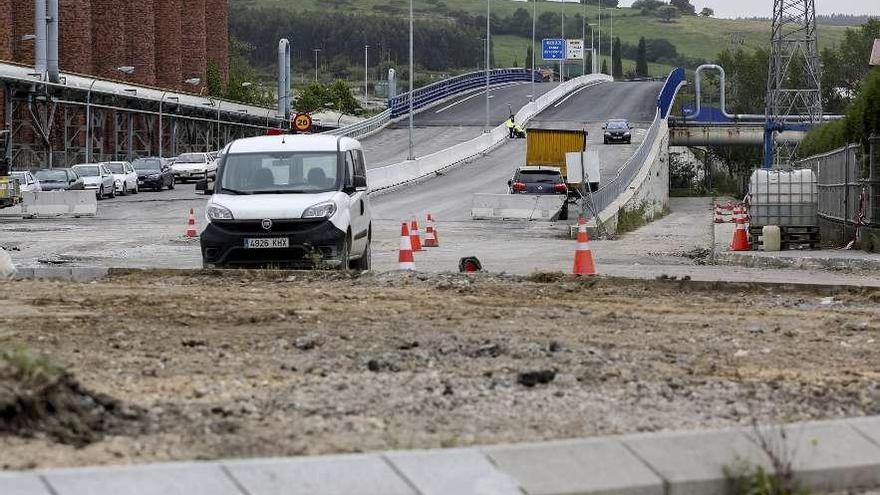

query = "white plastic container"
[749,169,818,227]
[762,225,782,251]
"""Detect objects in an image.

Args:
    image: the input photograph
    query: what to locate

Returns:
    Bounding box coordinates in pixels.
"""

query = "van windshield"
[219,152,339,194]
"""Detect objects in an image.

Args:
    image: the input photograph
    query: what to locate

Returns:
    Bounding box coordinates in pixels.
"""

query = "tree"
[525,44,534,71]
[631,0,664,15]
[635,37,649,77]
[328,80,362,116]
[206,60,223,97]
[296,83,330,114]
[657,5,681,23]
[612,37,623,78]
[670,0,696,15]
[601,58,608,75]
[700,8,714,17]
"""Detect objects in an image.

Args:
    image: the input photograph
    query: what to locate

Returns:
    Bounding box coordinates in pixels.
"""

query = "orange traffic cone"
[185,208,198,238]
[399,222,416,270]
[714,206,724,224]
[572,217,597,276]
[410,217,423,252]
[424,215,439,248]
[730,207,750,251]
[427,213,439,245]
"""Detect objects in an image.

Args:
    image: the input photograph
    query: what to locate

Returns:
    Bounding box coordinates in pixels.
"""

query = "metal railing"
[324,109,391,139]
[388,68,540,119]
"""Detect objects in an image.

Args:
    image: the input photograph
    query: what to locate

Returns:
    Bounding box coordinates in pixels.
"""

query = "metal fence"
[794,143,864,245]
[324,109,391,139]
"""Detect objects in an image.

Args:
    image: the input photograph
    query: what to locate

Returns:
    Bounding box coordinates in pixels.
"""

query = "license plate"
[138,180,144,185]
[244,238,289,249]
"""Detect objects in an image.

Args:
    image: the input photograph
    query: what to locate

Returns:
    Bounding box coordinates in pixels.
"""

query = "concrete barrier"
[17,190,98,218]
[471,194,566,221]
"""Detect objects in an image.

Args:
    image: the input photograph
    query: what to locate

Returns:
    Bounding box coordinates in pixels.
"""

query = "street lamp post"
[560,0,565,82]
[158,92,179,158]
[313,49,321,82]
[598,0,602,74]
[364,44,370,107]
[85,66,134,162]
[408,0,414,160]
[610,7,614,78]
[531,0,536,103]
[485,0,491,131]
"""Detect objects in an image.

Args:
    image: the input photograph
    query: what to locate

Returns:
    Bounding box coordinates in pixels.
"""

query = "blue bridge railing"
[389,68,542,119]
[657,67,686,119]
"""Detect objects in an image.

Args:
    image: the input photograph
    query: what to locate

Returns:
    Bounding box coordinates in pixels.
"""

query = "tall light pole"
[313,48,321,82]
[531,0,536,103]
[560,0,565,82]
[485,0,491,131]
[598,0,602,74]
[582,0,587,76]
[407,0,414,160]
[158,93,178,158]
[85,66,134,162]
[364,44,370,107]
[610,7,614,78]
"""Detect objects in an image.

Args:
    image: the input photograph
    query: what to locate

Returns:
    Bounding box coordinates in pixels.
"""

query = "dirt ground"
[1,270,880,471]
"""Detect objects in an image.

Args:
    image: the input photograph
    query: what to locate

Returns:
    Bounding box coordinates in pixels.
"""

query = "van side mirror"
[353,175,367,189]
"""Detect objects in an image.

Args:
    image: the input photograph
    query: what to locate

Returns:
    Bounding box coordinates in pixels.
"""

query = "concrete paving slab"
[850,416,880,447]
[385,448,522,495]
[43,462,245,495]
[486,438,663,495]
[622,428,774,495]
[223,454,416,495]
[753,421,880,492]
[0,474,53,495]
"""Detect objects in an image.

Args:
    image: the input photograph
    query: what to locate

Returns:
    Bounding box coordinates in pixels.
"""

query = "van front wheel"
[337,235,351,271]
[350,240,371,271]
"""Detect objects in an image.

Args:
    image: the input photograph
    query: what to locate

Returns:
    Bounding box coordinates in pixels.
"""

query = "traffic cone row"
[730,204,751,251]
[398,213,441,270]
[185,208,198,237]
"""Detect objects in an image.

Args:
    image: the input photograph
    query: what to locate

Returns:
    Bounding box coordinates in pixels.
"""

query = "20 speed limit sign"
[293,113,313,133]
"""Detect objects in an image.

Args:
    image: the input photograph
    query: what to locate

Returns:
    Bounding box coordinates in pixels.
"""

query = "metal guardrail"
[324,109,392,139]
[592,69,685,214]
[388,68,541,119]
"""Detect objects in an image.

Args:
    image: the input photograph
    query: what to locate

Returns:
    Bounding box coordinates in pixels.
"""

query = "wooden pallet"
[749,226,820,250]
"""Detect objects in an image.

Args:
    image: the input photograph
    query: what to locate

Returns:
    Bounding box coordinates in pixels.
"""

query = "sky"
[616,0,878,18]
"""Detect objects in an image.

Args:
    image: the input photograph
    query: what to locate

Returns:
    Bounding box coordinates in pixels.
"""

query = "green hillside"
[232,0,849,65]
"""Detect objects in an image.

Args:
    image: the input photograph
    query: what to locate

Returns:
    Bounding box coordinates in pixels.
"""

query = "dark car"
[602,119,632,144]
[508,167,568,195]
[132,157,175,191]
[34,168,84,191]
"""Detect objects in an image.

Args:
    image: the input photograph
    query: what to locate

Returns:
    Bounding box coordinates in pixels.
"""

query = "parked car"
[172,152,216,182]
[132,157,175,191]
[508,166,568,195]
[34,168,84,191]
[200,134,371,270]
[72,163,116,199]
[103,161,139,195]
[9,171,42,192]
[602,119,632,144]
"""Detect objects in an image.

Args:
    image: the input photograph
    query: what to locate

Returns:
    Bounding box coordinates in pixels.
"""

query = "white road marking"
[552,84,591,108]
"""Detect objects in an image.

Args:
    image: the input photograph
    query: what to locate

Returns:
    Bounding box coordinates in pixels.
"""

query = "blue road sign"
[542,39,566,61]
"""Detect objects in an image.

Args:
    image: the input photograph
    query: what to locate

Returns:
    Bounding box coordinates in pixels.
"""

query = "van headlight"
[302,201,337,219]
[206,204,234,221]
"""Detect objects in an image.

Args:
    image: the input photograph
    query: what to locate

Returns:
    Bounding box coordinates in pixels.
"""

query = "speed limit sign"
[293,113,313,133]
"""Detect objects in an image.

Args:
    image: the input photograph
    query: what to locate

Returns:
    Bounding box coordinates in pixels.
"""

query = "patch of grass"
[724,460,809,495]
[0,346,64,388]
[616,200,669,234]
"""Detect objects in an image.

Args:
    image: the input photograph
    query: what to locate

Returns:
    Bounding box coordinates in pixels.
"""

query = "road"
[361,82,560,168]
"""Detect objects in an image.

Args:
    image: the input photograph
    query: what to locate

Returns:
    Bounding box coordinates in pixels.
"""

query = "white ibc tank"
[748,169,818,227]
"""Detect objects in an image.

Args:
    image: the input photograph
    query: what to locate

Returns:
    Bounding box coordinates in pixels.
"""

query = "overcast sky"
[616,0,878,18]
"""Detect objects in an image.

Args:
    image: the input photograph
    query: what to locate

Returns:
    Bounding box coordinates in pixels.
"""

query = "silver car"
[72,163,116,199]
[9,171,42,192]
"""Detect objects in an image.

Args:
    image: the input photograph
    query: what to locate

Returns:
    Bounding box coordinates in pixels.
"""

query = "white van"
[199,134,371,269]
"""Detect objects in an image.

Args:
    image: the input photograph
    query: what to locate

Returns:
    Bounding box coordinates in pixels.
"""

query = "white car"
[9,171,41,192]
[172,152,217,182]
[200,135,371,270]
[72,163,116,199]
[103,161,139,195]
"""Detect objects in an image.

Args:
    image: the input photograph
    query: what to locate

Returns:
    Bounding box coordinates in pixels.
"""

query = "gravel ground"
[1,270,879,471]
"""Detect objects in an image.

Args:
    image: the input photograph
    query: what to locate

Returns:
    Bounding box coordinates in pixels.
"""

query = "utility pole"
[598,0,602,74]
[313,48,321,82]
[531,0,536,102]
[582,0,587,76]
[560,0,565,82]
[408,0,414,160]
[485,0,491,131]
[610,8,614,78]
[364,44,370,107]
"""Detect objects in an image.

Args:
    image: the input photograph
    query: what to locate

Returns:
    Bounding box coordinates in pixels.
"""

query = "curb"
[715,251,880,272]
[4,416,880,495]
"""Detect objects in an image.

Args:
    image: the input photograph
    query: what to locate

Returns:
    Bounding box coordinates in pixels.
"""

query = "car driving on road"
[508,166,568,195]
[200,134,371,270]
[103,161,139,195]
[603,119,632,144]
[132,157,175,191]
[10,171,41,192]
[172,152,215,182]
[72,163,116,199]
[34,168,84,191]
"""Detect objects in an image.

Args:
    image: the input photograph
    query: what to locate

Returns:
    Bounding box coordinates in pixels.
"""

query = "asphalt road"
[361,82,560,168]
[529,81,664,129]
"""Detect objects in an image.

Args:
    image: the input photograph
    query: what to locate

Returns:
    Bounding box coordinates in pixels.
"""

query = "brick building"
[0,0,228,89]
